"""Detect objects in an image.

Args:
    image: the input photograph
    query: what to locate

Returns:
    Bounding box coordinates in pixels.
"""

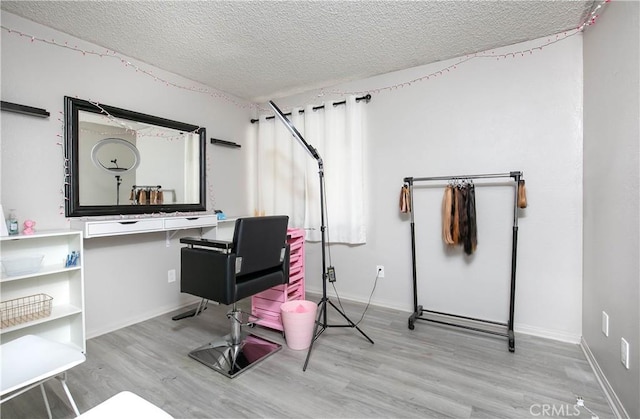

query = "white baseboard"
[307,287,583,344]
[514,323,581,344]
[580,337,629,419]
[305,287,411,314]
[86,298,203,340]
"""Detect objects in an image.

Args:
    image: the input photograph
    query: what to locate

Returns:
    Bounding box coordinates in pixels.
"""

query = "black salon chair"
[178,215,290,378]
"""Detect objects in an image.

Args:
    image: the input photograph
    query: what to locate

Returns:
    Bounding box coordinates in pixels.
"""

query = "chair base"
[188,333,281,378]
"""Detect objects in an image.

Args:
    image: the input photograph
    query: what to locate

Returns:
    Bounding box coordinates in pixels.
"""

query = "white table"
[1,334,86,418]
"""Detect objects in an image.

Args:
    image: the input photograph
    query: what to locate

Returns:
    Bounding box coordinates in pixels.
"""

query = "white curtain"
[250,95,366,244]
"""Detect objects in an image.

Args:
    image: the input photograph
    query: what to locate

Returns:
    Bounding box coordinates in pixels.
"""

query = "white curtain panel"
[252,95,366,244]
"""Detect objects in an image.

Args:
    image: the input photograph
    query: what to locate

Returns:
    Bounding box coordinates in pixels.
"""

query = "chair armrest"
[180,237,232,251]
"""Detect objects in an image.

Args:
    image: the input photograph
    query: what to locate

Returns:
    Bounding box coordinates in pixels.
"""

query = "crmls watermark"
[530,404,582,417]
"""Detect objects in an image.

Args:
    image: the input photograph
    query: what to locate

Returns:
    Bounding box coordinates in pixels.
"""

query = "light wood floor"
[2,296,613,418]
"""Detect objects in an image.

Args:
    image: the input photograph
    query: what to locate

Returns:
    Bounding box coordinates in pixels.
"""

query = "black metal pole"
[411,222,418,312]
[267,100,373,371]
[115,175,121,206]
[319,161,328,327]
[408,179,417,312]
[407,178,422,330]
[303,161,327,371]
[507,172,521,352]
[411,172,517,182]
[303,157,374,371]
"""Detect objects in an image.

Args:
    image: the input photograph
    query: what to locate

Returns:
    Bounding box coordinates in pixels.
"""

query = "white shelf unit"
[0,230,85,353]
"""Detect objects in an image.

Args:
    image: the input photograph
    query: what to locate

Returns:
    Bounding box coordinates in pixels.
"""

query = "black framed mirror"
[64,96,206,217]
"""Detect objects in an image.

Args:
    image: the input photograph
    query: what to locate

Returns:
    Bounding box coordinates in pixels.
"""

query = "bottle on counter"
[7,209,18,236]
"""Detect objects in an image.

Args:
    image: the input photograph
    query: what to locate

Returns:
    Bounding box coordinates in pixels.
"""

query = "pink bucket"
[280,300,318,350]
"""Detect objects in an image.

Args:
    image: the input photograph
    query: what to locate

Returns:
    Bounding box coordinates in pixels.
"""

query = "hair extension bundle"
[465,183,478,255]
[459,185,470,253]
[518,179,527,209]
[450,191,456,243]
[442,186,455,245]
[138,189,147,205]
[399,185,411,213]
[452,186,463,244]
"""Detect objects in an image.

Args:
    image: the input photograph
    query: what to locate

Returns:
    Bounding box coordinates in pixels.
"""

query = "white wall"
[1,13,253,337]
[583,1,640,417]
[275,34,584,342]
[2,11,587,345]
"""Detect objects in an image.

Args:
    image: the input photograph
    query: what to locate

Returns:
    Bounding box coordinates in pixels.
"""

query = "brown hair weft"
[464,183,478,255]
[442,185,455,245]
[452,186,463,245]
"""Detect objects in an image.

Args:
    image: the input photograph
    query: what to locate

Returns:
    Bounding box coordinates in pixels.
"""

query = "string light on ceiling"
[0,25,256,110]
[323,0,611,98]
[2,0,610,110]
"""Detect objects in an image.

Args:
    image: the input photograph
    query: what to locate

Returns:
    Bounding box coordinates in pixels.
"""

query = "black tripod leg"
[327,299,374,344]
[303,300,327,371]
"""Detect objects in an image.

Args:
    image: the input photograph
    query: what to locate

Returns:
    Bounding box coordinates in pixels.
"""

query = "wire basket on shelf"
[0,293,53,329]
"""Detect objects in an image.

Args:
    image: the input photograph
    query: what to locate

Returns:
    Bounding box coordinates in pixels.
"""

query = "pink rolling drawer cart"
[251,228,305,331]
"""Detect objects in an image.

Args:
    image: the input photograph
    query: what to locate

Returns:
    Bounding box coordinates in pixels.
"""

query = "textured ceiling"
[1,1,595,103]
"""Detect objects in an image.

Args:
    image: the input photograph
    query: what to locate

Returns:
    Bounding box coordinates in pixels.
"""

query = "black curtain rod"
[250,94,371,124]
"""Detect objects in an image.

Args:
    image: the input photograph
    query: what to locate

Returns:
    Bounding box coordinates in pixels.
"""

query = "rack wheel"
[408,319,415,330]
[509,337,515,352]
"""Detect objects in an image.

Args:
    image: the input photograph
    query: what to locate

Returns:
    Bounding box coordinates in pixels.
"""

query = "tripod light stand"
[268,100,374,371]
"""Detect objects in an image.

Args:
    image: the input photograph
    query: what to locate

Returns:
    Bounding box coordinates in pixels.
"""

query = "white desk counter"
[70,214,218,238]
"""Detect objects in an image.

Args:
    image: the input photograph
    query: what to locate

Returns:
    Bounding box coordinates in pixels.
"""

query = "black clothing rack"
[403,171,523,352]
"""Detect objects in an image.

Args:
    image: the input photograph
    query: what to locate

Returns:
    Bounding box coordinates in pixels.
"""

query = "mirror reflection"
[65,97,206,217]
[88,137,141,205]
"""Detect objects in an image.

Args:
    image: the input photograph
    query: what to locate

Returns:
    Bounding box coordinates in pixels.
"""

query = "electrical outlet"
[168,269,176,283]
[602,311,609,337]
[621,338,630,369]
[376,265,385,278]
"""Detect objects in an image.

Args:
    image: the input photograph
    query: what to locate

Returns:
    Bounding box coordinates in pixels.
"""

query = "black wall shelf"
[1,101,50,118]
[210,138,241,148]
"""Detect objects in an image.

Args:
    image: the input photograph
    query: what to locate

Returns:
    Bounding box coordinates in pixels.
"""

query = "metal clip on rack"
[404,171,523,352]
